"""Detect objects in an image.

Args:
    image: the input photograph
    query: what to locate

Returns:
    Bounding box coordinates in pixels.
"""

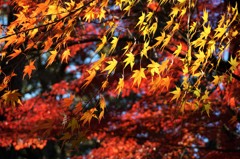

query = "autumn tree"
[0,0,240,158]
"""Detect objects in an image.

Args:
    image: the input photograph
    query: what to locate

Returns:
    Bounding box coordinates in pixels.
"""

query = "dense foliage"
[0,0,240,158]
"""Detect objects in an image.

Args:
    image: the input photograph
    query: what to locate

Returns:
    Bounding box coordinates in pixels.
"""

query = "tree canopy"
[0,0,240,158]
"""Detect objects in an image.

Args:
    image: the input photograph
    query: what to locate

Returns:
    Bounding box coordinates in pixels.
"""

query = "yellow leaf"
[161,35,171,50]
[203,102,212,117]
[189,22,197,34]
[136,12,145,28]
[171,87,181,101]
[1,90,21,106]
[202,24,211,38]
[173,43,182,57]
[202,9,208,26]
[179,7,186,17]
[122,42,133,54]
[109,37,118,53]
[159,59,169,74]
[178,0,186,4]
[115,77,124,96]
[84,9,95,22]
[131,68,146,87]
[212,75,223,85]
[154,31,165,47]
[46,50,58,67]
[102,58,118,75]
[201,90,209,101]
[146,12,153,22]
[170,7,179,18]
[95,36,107,53]
[61,49,71,63]
[164,18,173,31]
[193,88,201,97]
[149,22,158,35]
[214,26,227,39]
[83,69,96,88]
[147,60,160,76]
[172,23,179,32]
[29,28,38,39]
[124,52,135,70]
[229,56,239,72]
[23,60,36,79]
[141,41,150,58]
[80,108,97,126]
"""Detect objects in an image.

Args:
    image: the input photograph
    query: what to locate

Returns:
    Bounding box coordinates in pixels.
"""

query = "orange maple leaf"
[7,49,22,60]
[1,90,21,106]
[61,49,71,63]
[43,37,53,52]
[62,94,74,108]
[82,70,96,88]
[23,60,36,79]
[80,108,97,126]
[46,50,58,67]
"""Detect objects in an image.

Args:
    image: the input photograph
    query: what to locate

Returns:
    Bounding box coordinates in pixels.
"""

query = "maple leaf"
[101,80,108,90]
[131,68,146,87]
[193,88,201,97]
[95,36,107,53]
[43,37,53,52]
[147,60,160,76]
[7,49,22,60]
[229,56,239,72]
[203,102,212,117]
[115,77,124,96]
[1,90,21,106]
[23,60,36,79]
[161,34,171,50]
[91,53,106,71]
[202,9,208,26]
[149,22,158,35]
[201,90,209,101]
[80,108,97,126]
[154,31,165,47]
[67,117,79,133]
[141,41,150,58]
[99,95,106,122]
[83,69,96,88]
[102,58,118,75]
[170,87,181,101]
[212,75,222,85]
[46,50,58,67]
[62,94,74,108]
[59,132,72,141]
[162,76,171,90]
[124,52,135,70]
[73,102,83,115]
[29,28,38,39]
[173,43,182,57]
[159,59,169,74]
[109,37,118,53]
[61,49,71,63]
[189,22,197,34]
[170,7,179,18]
